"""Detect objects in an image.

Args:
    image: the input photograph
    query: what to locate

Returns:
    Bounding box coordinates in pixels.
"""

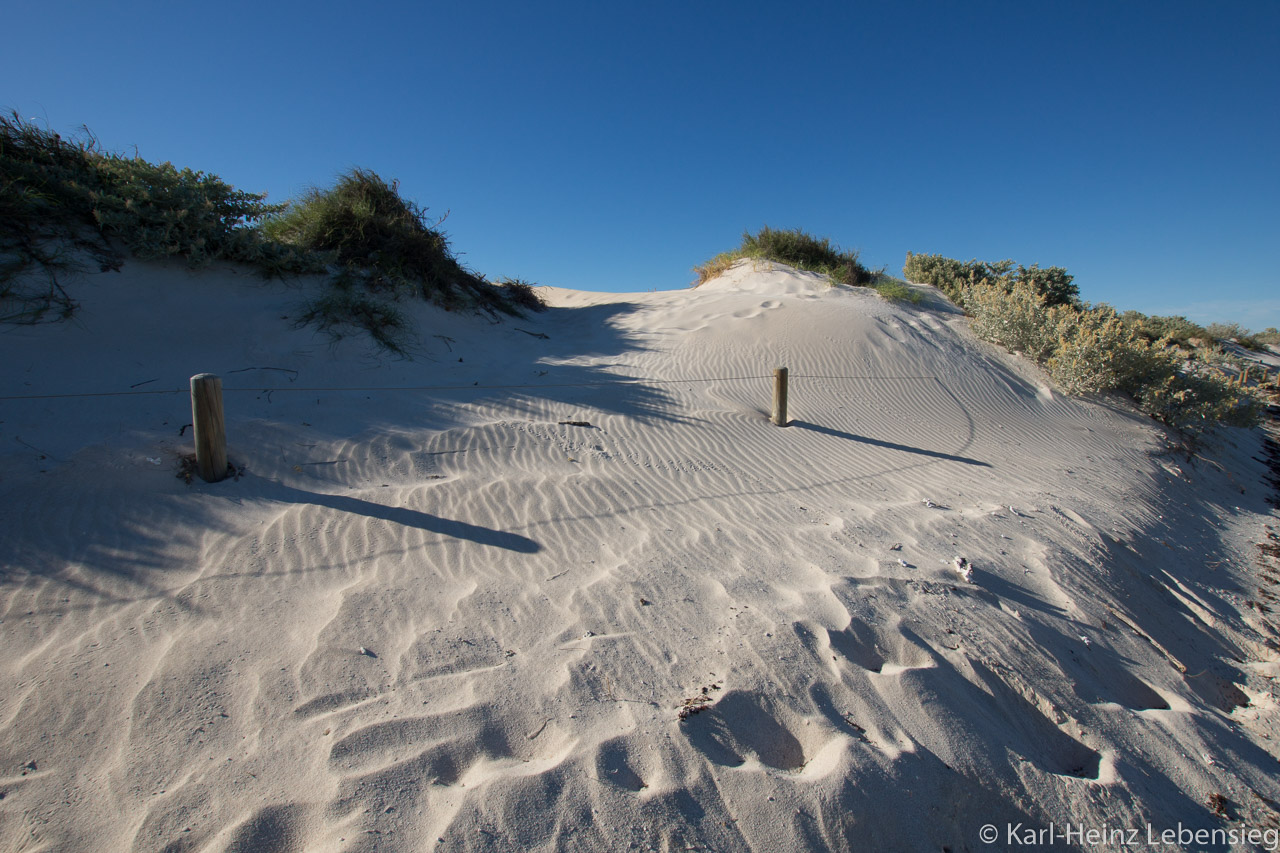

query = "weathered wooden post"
[772,367,789,427]
[190,373,227,483]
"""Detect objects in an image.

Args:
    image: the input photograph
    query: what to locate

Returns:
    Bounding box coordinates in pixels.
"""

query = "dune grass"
[694,226,874,287]
[261,169,545,352]
[262,169,534,316]
[299,290,413,354]
[870,275,923,304]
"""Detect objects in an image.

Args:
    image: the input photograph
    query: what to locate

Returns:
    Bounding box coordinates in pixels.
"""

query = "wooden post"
[772,367,789,427]
[190,374,227,483]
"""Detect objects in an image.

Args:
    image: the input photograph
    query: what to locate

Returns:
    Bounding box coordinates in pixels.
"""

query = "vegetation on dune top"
[1202,321,1280,352]
[0,111,310,322]
[261,169,541,317]
[1119,312,1209,348]
[0,113,543,345]
[262,169,545,352]
[694,226,875,288]
[867,274,924,304]
[695,227,923,304]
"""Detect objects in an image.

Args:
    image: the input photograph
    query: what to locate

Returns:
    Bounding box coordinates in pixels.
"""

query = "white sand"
[1,258,1277,851]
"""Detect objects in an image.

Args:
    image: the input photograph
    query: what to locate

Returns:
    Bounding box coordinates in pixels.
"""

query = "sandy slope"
[1,259,1277,852]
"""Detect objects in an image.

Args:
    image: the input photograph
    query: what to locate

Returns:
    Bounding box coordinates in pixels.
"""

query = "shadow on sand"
[789,420,992,468]
[267,482,541,553]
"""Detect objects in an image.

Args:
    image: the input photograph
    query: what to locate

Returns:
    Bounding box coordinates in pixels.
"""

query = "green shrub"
[1119,311,1208,348]
[85,157,291,266]
[1205,321,1248,342]
[1016,263,1077,308]
[494,277,546,313]
[903,251,1078,308]
[695,226,873,287]
[1046,305,1179,396]
[902,252,972,303]
[1134,371,1263,429]
[1236,334,1272,352]
[963,278,1260,431]
[0,112,308,322]
[962,278,1061,361]
[1202,321,1277,352]
[263,170,546,329]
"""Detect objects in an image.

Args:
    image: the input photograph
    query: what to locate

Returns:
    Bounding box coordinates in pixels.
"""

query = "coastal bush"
[1119,311,1208,348]
[962,277,1260,431]
[903,251,1078,308]
[2,115,543,347]
[1046,306,1179,396]
[695,226,873,287]
[1205,321,1275,352]
[1236,335,1271,352]
[962,278,1061,361]
[1134,371,1264,430]
[1017,263,1077,308]
[0,111,308,321]
[494,277,546,313]
[902,253,971,302]
[1205,322,1250,342]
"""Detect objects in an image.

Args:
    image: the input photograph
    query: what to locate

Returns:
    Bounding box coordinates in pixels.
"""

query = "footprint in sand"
[896,657,1104,781]
[222,803,314,853]
[680,690,808,771]
[595,735,648,792]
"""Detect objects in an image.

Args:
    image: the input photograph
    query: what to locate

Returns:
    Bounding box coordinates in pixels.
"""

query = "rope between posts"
[0,374,940,402]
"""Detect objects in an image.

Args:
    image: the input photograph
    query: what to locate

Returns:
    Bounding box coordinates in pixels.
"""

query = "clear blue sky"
[5,0,1277,328]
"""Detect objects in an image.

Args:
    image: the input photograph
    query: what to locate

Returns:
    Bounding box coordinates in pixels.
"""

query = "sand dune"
[1,259,1277,851]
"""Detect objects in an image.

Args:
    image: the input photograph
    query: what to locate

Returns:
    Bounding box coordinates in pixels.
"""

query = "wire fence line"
[0,373,942,403]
